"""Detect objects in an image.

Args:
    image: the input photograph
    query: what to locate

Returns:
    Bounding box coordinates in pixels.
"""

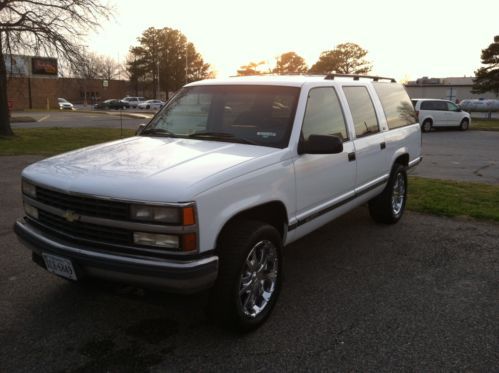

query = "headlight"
[22,180,37,198]
[23,202,39,219]
[133,232,179,249]
[130,205,181,224]
[130,204,196,225]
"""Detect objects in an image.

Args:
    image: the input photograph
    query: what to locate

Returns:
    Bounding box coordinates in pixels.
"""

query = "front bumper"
[14,218,218,293]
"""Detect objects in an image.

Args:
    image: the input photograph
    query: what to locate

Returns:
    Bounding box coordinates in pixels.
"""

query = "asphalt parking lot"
[1,153,498,372]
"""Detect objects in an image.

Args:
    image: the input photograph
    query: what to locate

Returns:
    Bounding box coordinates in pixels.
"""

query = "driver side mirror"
[136,123,146,135]
[298,134,343,155]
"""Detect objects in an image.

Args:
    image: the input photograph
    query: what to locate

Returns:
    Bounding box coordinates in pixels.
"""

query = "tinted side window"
[373,83,417,129]
[420,101,433,110]
[302,87,348,141]
[435,101,448,111]
[343,86,379,138]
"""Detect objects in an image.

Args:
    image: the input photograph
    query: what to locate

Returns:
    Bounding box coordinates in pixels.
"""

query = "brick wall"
[7,76,129,110]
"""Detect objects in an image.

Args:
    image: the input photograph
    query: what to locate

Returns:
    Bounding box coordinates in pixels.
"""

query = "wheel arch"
[216,201,289,247]
[393,153,409,167]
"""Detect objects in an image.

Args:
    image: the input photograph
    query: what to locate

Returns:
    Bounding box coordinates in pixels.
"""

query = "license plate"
[42,253,78,281]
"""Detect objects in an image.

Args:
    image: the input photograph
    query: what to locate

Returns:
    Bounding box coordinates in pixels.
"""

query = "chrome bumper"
[14,218,218,293]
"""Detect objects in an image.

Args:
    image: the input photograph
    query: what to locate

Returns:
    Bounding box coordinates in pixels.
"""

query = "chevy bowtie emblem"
[63,210,80,223]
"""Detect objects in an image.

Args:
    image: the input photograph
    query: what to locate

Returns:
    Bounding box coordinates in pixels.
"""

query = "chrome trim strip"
[23,195,197,234]
[355,174,389,194]
[290,177,387,231]
[408,156,423,169]
[16,219,217,270]
[295,190,356,223]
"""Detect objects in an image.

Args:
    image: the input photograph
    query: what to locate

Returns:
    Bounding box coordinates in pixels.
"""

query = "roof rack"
[324,73,396,83]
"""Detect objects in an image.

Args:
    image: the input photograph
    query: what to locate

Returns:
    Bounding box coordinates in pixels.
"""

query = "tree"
[127,27,212,99]
[272,52,308,74]
[309,42,372,75]
[77,52,122,80]
[472,36,499,97]
[0,0,112,137]
[236,61,267,76]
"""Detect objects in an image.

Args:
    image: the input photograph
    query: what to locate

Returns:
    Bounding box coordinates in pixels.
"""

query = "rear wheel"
[460,118,469,131]
[208,220,282,332]
[421,119,432,133]
[368,163,407,224]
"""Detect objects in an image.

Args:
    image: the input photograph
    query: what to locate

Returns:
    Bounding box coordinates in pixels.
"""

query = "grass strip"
[0,127,134,156]
[470,119,499,131]
[407,176,499,222]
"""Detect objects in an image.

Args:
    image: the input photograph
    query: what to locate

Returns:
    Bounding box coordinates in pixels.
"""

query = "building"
[6,54,129,110]
[404,77,498,102]
[8,76,128,110]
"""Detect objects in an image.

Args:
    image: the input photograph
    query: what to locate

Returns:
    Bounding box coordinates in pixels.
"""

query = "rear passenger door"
[342,86,388,191]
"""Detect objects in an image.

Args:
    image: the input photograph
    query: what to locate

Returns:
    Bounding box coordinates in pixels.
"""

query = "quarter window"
[301,87,348,141]
[343,86,379,138]
[373,83,417,129]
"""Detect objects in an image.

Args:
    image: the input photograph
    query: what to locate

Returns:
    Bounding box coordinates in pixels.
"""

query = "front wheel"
[208,220,282,332]
[460,118,469,131]
[421,120,432,133]
[368,163,408,224]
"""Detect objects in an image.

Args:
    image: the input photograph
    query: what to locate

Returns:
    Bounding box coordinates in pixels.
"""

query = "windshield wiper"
[188,131,256,145]
[141,128,177,138]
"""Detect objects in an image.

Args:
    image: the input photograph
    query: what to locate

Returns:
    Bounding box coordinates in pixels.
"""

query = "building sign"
[5,55,29,76]
[31,57,58,75]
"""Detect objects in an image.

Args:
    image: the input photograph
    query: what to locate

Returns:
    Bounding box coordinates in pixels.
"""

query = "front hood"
[22,136,280,202]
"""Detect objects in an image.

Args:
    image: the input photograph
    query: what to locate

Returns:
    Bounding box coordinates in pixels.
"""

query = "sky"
[87,0,499,82]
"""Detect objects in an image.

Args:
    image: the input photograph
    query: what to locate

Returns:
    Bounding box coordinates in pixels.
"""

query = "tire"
[368,163,408,224]
[146,105,150,109]
[421,119,432,133]
[208,220,282,332]
[460,118,469,131]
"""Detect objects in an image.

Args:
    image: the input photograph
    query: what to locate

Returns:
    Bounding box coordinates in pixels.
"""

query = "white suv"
[412,98,471,132]
[16,75,422,331]
[121,96,146,108]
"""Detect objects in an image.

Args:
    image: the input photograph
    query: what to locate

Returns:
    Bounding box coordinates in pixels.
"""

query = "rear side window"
[421,100,447,111]
[373,83,417,129]
[343,86,379,138]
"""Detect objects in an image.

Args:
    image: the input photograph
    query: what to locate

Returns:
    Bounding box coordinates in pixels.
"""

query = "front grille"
[36,186,130,220]
[38,210,132,245]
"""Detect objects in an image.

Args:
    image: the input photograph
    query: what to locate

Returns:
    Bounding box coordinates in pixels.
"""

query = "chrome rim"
[423,122,431,132]
[462,120,469,130]
[239,240,279,318]
[391,172,406,216]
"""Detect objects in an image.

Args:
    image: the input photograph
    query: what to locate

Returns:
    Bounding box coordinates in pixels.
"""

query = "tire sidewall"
[231,225,282,330]
[422,120,432,133]
[389,165,408,221]
[460,118,469,131]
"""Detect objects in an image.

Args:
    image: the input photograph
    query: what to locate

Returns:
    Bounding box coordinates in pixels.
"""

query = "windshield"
[143,85,300,148]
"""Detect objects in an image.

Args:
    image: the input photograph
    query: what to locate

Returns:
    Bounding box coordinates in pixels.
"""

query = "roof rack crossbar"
[324,73,396,83]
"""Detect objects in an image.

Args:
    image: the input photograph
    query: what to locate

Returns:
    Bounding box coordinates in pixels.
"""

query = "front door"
[294,87,356,222]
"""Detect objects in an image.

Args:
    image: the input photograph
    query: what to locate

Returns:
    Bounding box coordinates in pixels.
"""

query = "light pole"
[156,53,161,99]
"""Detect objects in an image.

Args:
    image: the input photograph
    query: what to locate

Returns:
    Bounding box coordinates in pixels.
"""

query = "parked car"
[412,98,471,132]
[121,96,146,108]
[15,74,422,331]
[137,99,165,110]
[94,99,130,110]
[57,98,74,110]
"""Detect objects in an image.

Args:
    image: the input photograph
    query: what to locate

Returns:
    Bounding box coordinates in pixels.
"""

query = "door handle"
[380,142,386,150]
[348,152,356,162]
